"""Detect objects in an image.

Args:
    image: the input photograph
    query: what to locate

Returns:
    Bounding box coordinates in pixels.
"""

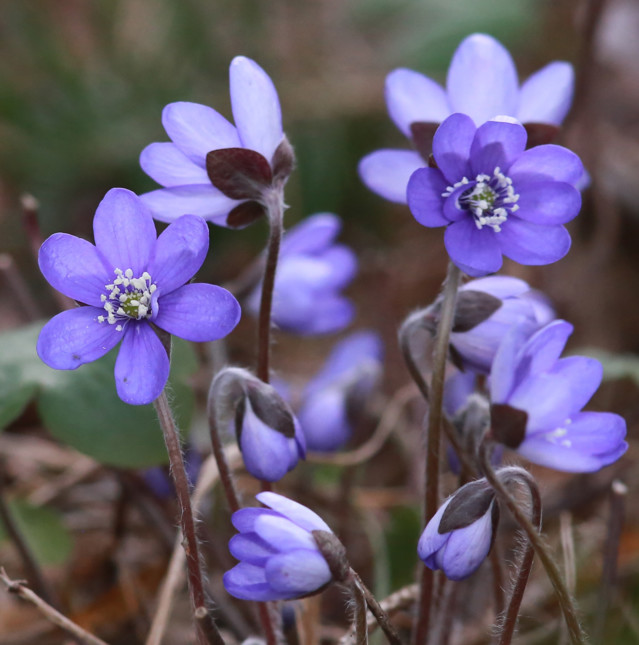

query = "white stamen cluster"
[544,418,573,448]
[97,268,157,332]
[442,167,520,233]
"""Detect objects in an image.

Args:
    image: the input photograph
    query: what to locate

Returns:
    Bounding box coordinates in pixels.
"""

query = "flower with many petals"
[246,214,357,335]
[299,331,383,451]
[224,492,337,601]
[406,114,583,276]
[490,320,628,472]
[36,188,241,405]
[140,56,293,228]
[418,479,499,580]
[359,33,575,204]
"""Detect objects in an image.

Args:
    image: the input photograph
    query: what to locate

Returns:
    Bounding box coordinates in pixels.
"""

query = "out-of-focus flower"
[140,56,294,228]
[210,368,305,482]
[299,331,383,451]
[418,479,499,580]
[407,114,583,276]
[224,492,339,601]
[246,214,357,335]
[36,188,241,405]
[490,320,628,472]
[359,33,575,204]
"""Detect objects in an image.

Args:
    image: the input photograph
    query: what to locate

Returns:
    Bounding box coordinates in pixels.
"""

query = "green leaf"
[37,337,198,468]
[0,500,73,566]
[0,322,58,430]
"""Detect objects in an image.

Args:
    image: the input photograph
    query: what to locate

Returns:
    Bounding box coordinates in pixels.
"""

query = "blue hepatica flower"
[359,33,575,203]
[490,320,628,472]
[449,276,552,373]
[418,479,499,581]
[246,213,357,335]
[406,114,584,277]
[140,56,286,227]
[299,330,383,452]
[224,492,334,601]
[36,188,241,405]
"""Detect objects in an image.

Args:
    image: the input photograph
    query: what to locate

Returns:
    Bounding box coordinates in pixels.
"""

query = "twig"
[146,449,241,645]
[0,568,109,645]
[0,253,41,320]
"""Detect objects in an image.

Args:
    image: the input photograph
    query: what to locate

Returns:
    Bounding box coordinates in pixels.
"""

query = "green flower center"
[97,268,157,331]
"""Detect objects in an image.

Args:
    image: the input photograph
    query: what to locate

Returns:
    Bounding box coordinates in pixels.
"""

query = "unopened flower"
[490,320,628,472]
[299,331,383,451]
[407,114,583,276]
[210,368,305,482]
[36,188,241,405]
[224,492,342,601]
[359,33,575,203]
[418,479,499,580]
[140,56,293,228]
[246,214,357,335]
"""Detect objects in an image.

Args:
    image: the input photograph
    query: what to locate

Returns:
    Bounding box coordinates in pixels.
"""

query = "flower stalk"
[154,391,225,645]
[479,443,586,645]
[413,261,461,645]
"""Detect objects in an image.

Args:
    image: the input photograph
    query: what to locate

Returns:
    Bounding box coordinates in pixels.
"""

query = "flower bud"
[224,492,338,601]
[210,367,306,482]
[418,479,499,580]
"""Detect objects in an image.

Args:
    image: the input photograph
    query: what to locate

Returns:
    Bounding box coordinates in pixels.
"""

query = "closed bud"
[209,367,306,482]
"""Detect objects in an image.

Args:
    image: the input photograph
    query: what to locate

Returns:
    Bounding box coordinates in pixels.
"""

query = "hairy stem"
[256,189,285,384]
[154,392,225,645]
[349,577,369,645]
[479,445,586,645]
[413,262,461,645]
[350,569,402,645]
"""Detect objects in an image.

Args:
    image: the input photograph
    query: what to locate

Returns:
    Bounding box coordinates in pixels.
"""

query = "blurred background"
[0,0,638,643]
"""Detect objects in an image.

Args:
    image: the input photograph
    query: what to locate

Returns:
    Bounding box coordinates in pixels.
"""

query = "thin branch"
[0,568,109,645]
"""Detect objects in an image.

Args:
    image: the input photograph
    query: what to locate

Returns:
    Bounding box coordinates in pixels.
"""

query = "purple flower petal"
[257,492,331,532]
[162,102,240,166]
[517,412,627,472]
[147,215,209,294]
[518,61,575,125]
[153,283,241,342]
[437,504,494,580]
[140,185,241,226]
[432,113,476,184]
[265,550,331,596]
[447,34,519,125]
[280,214,341,255]
[230,56,283,162]
[114,322,169,405]
[229,533,277,566]
[461,275,529,299]
[407,167,450,227]
[509,356,602,432]
[38,234,110,307]
[140,142,210,187]
[299,388,350,452]
[224,562,282,601]
[276,294,354,336]
[508,144,583,185]
[444,219,503,277]
[232,507,279,533]
[385,68,450,137]
[417,498,451,568]
[490,321,537,402]
[359,149,424,204]
[470,121,527,175]
[514,181,581,225]
[442,183,475,223]
[498,219,571,265]
[37,307,122,370]
[254,515,318,552]
[515,320,573,378]
[93,188,157,275]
